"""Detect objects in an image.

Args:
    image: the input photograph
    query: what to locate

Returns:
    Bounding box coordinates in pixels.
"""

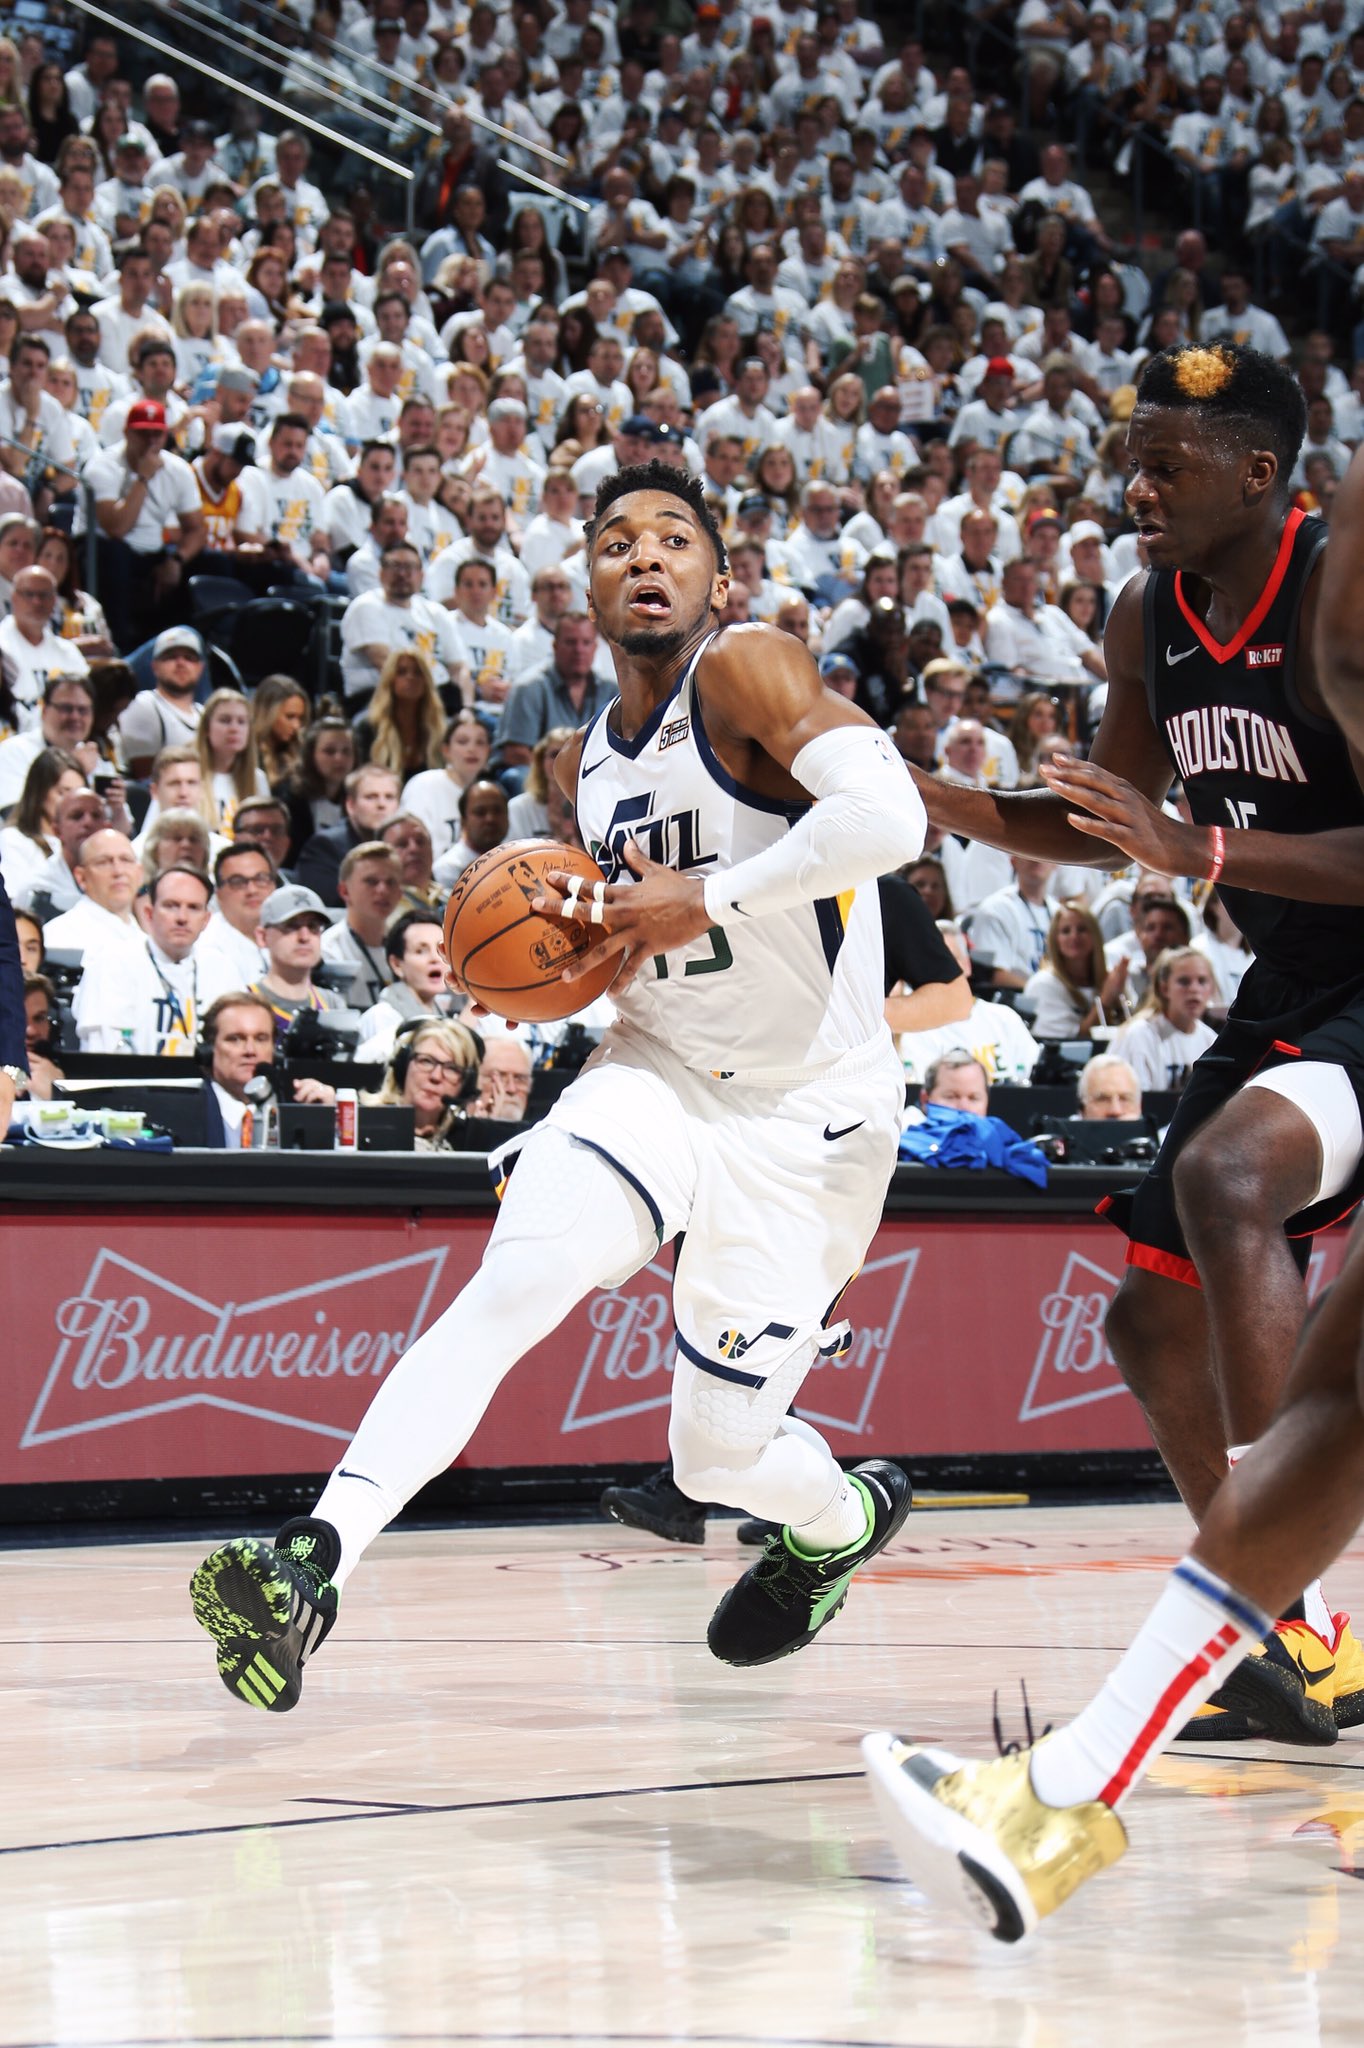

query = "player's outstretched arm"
[539,625,927,990]
[1316,445,1364,757]
[906,577,1174,867]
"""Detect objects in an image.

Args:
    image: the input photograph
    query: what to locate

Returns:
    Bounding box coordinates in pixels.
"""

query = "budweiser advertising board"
[1,1210,1349,1488]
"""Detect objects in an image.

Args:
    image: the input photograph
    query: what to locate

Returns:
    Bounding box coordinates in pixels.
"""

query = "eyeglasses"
[409,1052,466,1080]
[220,872,273,891]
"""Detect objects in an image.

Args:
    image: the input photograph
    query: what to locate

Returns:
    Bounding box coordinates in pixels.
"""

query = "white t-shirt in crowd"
[400,768,468,852]
[85,445,200,554]
[898,997,1041,1088]
[0,621,90,720]
[1112,1012,1217,1092]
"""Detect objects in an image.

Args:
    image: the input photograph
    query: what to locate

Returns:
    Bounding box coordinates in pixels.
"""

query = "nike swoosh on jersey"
[579,755,609,777]
[336,1469,386,1490]
[823,1119,865,1141]
[1166,644,1198,665]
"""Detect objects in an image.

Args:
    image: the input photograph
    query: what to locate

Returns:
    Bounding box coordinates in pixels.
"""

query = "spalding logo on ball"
[443,838,621,1023]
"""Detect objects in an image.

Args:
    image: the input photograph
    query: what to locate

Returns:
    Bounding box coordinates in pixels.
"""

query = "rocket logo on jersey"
[589,792,720,884]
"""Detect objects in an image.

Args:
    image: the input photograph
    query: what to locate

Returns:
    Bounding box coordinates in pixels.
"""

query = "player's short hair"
[586,459,728,573]
[1135,342,1307,481]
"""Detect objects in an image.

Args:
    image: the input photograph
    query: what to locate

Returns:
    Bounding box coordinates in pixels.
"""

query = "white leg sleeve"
[667,1340,846,1525]
[315,1127,659,1585]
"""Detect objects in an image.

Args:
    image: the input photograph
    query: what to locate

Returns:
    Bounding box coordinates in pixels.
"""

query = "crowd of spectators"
[0,0,1343,1149]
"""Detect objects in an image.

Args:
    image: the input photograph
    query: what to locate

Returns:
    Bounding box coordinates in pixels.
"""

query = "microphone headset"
[390,1016,485,1106]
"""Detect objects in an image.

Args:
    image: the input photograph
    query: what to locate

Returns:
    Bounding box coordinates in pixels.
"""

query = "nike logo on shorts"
[823,1119,865,1141]
[1166,644,1198,666]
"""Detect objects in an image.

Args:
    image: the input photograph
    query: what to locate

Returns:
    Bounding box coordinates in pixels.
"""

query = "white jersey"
[574,632,884,1081]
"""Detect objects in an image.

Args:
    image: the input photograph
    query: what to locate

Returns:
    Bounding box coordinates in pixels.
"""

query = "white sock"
[1228,1443,1333,1640]
[790,1471,871,1554]
[1029,1560,1271,1814]
[315,1129,656,1589]
[1301,1580,1335,1639]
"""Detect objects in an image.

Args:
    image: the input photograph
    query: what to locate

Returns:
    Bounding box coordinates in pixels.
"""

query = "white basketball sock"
[789,1472,871,1554]
[1229,1441,1333,1638]
[1029,1559,1271,1814]
[315,1129,657,1589]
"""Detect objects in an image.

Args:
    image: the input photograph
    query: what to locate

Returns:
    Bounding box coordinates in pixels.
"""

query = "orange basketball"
[442,839,620,1023]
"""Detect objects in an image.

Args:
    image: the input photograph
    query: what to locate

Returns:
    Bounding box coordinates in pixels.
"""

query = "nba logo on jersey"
[1245,644,1284,668]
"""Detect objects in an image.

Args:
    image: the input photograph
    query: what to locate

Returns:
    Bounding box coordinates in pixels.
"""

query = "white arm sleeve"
[701,725,927,924]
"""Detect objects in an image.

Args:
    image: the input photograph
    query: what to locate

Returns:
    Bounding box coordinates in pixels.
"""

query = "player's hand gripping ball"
[443,839,621,1023]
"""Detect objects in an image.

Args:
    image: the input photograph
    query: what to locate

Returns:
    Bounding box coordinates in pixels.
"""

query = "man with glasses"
[231,799,295,884]
[197,842,276,987]
[0,672,98,807]
[0,567,90,720]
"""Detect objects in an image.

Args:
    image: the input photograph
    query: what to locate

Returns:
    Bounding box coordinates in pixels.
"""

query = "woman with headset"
[296,1016,484,1151]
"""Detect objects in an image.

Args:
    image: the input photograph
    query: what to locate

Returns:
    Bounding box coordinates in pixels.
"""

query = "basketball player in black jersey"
[856,422,1364,1946]
[901,343,1364,1742]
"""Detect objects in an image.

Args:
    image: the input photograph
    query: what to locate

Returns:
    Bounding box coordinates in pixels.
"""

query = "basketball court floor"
[6,1499,1364,2048]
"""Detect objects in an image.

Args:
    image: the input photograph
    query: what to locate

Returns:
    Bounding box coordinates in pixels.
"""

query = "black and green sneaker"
[707,1460,913,1667]
[601,1463,707,1545]
[189,1516,341,1712]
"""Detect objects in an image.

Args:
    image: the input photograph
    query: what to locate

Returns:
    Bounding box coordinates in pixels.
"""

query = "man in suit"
[197,992,276,1148]
[295,764,401,906]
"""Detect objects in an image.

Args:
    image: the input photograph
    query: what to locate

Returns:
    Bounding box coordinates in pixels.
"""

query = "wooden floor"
[5,1501,1364,2048]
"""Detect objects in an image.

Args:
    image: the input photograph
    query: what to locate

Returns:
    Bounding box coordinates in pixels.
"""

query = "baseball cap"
[153,625,203,658]
[697,1,721,15]
[818,651,858,678]
[653,422,685,447]
[984,355,1015,379]
[217,364,260,395]
[1068,518,1106,545]
[921,656,970,683]
[125,397,167,431]
[212,425,256,463]
[1027,508,1060,532]
[621,413,662,441]
[737,492,770,518]
[260,883,329,930]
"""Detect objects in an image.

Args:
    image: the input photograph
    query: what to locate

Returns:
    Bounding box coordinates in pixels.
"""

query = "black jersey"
[1142,507,1364,982]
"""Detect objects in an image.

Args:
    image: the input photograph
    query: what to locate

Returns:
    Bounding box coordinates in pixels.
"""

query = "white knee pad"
[671,1339,815,1472]
[491,1125,658,1289]
[1243,1061,1363,1206]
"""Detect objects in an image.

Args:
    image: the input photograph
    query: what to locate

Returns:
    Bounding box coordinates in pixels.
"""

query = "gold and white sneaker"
[861,1735,1128,1944]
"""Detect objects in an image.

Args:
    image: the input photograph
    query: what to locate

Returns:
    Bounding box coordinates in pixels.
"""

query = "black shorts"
[1099,959,1364,1288]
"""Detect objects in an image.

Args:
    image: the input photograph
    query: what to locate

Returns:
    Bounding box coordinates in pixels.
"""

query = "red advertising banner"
[0,1210,1349,1488]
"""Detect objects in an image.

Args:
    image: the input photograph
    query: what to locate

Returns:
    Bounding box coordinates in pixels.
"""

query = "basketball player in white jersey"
[189,460,926,1712]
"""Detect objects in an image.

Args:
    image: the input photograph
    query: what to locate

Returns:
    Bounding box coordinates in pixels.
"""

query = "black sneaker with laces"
[189,1515,341,1712]
[707,1460,913,1666]
[600,1463,707,1544]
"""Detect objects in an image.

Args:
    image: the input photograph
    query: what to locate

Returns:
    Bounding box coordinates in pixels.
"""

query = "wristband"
[1206,824,1226,886]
